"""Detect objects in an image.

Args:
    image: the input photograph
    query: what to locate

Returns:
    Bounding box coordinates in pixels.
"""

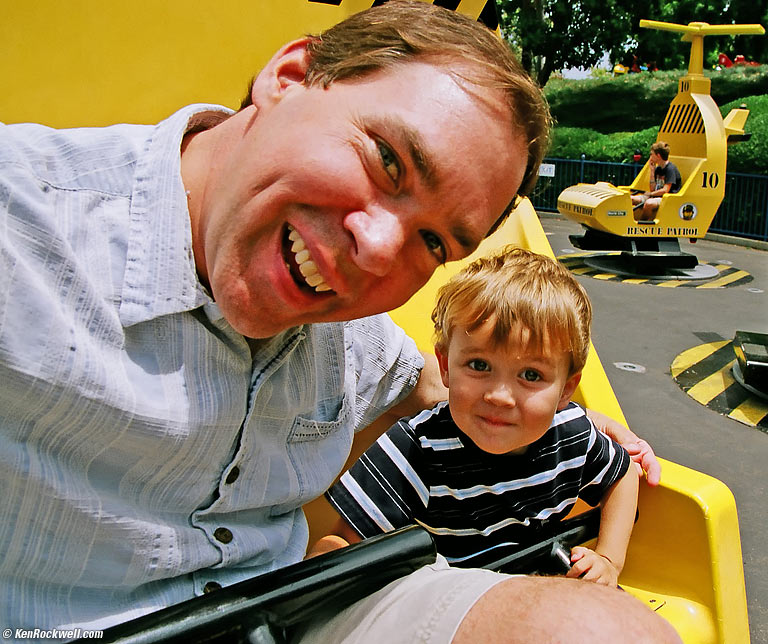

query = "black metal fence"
[532,157,768,243]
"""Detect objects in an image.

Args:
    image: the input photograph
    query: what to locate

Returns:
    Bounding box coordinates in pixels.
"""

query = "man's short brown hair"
[242,0,550,202]
[432,246,592,376]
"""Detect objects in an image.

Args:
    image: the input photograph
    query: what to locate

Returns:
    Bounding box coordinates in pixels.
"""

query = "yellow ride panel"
[0,0,493,128]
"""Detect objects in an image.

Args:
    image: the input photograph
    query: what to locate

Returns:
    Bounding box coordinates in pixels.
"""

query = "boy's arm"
[306,513,363,558]
[567,467,639,585]
[594,466,639,571]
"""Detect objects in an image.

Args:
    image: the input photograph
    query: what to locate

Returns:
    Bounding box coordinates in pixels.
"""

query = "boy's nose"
[344,208,406,277]
[484,384,516,407]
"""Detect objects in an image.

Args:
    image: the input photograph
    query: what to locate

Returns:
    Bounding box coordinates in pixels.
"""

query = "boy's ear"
[249,37,313,107]
[557,372,581,410]
[434,346,451,389]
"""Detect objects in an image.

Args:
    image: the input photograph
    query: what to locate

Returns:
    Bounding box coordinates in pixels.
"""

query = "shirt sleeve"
[578,419,631,507]
[344,314,424,431]
[326,419,429,539]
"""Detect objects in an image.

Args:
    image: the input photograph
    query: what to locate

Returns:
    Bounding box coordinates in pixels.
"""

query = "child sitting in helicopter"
[312,247,639,587]
[631,141,682,221]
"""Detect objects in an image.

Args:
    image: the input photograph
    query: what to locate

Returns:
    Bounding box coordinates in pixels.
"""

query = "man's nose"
[343,208,406,277]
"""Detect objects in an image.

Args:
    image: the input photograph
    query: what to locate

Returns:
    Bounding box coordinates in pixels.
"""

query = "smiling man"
[0,1,675,642]
[181,50,525,337]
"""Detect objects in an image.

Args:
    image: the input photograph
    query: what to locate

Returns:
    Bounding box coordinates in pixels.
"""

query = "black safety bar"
[482,508,601,575]
[78,525,436,644]
[77,509,605,644]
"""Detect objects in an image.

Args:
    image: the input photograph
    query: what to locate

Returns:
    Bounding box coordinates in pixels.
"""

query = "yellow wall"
[0,0,489,128]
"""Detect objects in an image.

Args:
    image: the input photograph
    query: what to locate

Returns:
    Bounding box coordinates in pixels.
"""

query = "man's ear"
[557,372,581,411]
[434,346,451,389]
[249,37,313,107]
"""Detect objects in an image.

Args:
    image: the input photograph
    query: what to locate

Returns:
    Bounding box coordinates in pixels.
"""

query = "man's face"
[195,58,525,338]
[435,320,580,455]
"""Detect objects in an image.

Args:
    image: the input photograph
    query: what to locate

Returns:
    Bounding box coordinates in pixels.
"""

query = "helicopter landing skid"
[568,228,717,279]
[581,254,719,280]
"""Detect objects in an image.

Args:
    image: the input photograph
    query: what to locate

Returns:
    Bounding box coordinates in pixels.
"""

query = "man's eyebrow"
[401,125,438,190]
[451,224,478,253]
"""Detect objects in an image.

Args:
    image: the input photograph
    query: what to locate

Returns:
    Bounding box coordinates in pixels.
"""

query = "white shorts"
[292,556,509,644]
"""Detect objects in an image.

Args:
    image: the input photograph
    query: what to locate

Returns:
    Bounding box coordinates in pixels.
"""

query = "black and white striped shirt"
[327,401,630,568]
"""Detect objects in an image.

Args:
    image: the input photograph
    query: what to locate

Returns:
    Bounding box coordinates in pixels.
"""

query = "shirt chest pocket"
[279,390,355,511]
[287,391,352,443]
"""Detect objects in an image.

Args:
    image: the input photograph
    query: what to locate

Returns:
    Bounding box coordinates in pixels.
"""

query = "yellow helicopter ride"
[557,19,765,276]
[0,1,753,642]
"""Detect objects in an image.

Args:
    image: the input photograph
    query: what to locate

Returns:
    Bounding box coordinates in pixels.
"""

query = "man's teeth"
[288,226,332,292]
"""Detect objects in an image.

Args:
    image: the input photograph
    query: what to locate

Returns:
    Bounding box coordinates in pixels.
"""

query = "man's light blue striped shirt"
[0,105,422,633]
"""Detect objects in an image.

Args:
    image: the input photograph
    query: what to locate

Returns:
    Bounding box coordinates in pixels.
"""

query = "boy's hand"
[566,546,620,587]
[624,437,661,486]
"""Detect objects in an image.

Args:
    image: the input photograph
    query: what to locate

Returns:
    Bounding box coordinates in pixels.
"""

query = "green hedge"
[723,95,768,175]
[547,86,768,175]
[545,65,768,133]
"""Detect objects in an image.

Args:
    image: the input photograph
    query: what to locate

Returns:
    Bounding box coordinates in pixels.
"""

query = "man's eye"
[377,140,401,183]
[522,369,541,382]
[468,359,490,372]
[420,230,447,263]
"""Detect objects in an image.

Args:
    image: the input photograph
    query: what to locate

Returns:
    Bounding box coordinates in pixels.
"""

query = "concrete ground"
[539,213,767,643]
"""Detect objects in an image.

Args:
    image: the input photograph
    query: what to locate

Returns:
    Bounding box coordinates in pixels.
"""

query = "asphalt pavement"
[539,212,768,643]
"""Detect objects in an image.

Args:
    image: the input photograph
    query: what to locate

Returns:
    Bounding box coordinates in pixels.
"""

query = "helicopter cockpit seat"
[558,152,705,232]
[626,155,703,222]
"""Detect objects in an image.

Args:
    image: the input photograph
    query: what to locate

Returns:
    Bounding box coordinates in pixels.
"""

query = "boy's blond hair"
[432,247,592,375]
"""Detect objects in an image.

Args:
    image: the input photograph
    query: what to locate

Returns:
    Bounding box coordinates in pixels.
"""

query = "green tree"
[498,0,635,86]
[707,0,768,65]
[618,0,765,71]
[498,0,764,83]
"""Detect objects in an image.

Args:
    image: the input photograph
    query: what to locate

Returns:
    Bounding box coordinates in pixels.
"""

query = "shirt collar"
[118,104,234,327]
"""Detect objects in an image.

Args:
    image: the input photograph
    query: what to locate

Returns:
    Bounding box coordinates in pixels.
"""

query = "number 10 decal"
[701,171,720,188]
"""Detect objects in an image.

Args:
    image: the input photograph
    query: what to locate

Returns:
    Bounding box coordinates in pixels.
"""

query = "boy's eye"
[420,230,447,263]
[377,140,401,183]
[468,359,491,372]
[521,369,541,382]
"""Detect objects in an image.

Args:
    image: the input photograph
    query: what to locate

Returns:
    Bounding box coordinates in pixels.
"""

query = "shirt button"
[214,527,233,544]
[225,466,240,484]
[203,581,222,594]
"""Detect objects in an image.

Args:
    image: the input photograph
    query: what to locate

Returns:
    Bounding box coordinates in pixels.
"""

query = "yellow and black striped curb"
[671,340,768,431]
[556,253,753,288]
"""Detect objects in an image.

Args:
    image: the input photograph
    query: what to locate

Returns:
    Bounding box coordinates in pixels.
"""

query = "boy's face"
[435,319,581,455]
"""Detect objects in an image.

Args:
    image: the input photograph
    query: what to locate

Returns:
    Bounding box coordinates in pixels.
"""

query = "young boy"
[313,247,638,587]
[631,141,682,221]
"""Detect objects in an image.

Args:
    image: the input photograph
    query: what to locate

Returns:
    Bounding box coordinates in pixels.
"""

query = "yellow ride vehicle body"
[558,20,764,246]
[1,1,751,641]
